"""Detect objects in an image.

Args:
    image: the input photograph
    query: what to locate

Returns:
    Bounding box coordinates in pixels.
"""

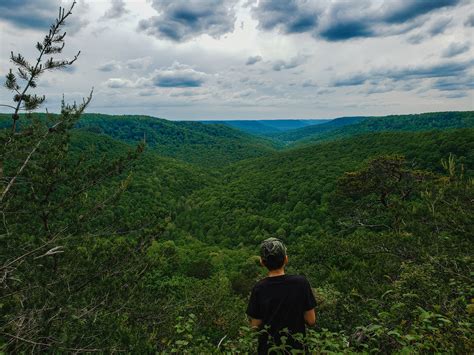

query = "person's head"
[259,237,288,271]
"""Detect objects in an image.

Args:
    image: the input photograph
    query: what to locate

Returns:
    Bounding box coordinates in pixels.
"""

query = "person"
[246,237,317,354]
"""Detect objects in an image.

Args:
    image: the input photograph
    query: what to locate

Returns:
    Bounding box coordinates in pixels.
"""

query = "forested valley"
[1,5,473,353]
[2,106,473,352]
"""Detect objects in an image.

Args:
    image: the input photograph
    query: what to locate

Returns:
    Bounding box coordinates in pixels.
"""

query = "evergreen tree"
[1,3,145,352]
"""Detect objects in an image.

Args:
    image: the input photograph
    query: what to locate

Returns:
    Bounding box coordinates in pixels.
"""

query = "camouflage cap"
[260,237,287,261]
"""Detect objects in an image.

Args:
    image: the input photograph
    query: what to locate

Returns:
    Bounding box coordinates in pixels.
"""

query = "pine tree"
[3,1,80,134]
[0,3,145,352]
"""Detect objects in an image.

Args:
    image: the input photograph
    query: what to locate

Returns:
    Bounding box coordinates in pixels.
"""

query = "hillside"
[76,114,280,167]
[69,130,215,233]
[270,116,366,143]
[176,128,474,246]
[4,111,473,353]
[272,111,474,145]
[200,119,330,136]
[0,113,277,168]
[3,1,473,351]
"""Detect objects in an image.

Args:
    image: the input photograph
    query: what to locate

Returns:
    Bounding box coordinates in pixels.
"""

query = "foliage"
[1,4,473,353]
[201,119,331,136]
[272,111,474,145]
[2,1,80,133]
[75,113,277,167]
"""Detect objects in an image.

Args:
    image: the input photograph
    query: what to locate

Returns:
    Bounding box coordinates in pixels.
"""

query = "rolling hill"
[271,111,474,145]
[76,114,282,167]
[200,119,330,136]
[0,113,278,168]
[176,128,474,246]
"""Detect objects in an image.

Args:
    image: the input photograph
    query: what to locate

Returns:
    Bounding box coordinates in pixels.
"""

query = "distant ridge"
[0,113,278,168]
[269,111,474,145]
[200,119,330,136]
[269,116,366,143]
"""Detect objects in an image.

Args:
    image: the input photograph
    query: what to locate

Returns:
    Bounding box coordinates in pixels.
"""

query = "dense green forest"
[2,110,473,352]
[0,113,277,168]
[1,7,473,352]
[200,119,330,136]
[269,112,474,145]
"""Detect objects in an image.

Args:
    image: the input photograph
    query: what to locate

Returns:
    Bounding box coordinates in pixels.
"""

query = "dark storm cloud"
[251,0,462,41]
[252,0,319,34]
[103,0,129,20]
[138,0,238,42]
[381,0,460,24]
[0,0,89,34]
[442,42,470,58]
[0,0,57,29]
[319,20,373,41]
[246,55,262,65]
[332,60,473,87]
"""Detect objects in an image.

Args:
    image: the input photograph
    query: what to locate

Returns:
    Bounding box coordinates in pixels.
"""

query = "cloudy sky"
[0,0,473,120]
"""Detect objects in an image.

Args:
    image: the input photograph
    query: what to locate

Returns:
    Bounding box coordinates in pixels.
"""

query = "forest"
[1,4,473,354]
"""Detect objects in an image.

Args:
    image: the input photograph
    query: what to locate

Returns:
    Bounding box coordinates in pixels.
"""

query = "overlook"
[1,0,473,353]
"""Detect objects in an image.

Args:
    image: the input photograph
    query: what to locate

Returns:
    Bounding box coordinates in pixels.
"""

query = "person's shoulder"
[285,274,310,285]
[252,277,269,290]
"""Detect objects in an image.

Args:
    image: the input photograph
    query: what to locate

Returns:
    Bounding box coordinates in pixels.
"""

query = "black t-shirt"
[246,274,316,354]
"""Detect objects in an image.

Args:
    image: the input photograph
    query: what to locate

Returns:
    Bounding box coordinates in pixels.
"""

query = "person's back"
[246,238,316,354]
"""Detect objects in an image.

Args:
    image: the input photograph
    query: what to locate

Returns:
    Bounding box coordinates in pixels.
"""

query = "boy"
[246,237,316,354]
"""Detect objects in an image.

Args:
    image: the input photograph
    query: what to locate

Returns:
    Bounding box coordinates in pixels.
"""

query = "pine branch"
[1,89,93,203]
[6,1,79,133]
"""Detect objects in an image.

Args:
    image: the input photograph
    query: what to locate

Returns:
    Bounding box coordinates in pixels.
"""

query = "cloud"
[432,75,474,91]
[170,90,203,97]
[106,78,135,88]
[272,54,308,71]
[443,91,468,98]
[406,33,425,45]
[465,14,474,27]
[103,0,129,20]
[332,60,473,87]
[151,62,207,87]
[138,0,238,42]
[0,0,57,29]
[381,0,460,24]
[246,55,262,65]
[64,0,90,36]
[98,58,152,72]
[0,0,89,34]
[442,42,470,58]
[333,74,369,87]
[302,80,318,87]
[252,0,462,42]
[428,17,452,36]
[98,61,121,72]
[383,60,473,81]
[232,88,257,99]
[252,0,320,34]
[126,57,152,70]
[104,62,207,89]
[408,16,453,44]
